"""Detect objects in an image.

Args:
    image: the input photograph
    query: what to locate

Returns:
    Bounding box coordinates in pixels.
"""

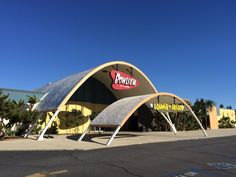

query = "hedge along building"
[19,61,207,144]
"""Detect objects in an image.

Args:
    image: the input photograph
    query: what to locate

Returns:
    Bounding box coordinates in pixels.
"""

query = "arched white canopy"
[79,92,207,145]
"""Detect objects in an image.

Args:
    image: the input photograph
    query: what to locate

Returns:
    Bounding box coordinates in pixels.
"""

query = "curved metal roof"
[91,92,193,127]
[35,69,92,111]
[91,94,155,127]
[88,92,207,145]
[34,61,158,112]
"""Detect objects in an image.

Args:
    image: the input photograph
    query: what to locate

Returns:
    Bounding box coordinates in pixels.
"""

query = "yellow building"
[208,106,219,129]
[218,108,236,122]
[208,107,236,129]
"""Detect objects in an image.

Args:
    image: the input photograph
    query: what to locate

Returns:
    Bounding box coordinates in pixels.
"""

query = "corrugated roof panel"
[35,69,92,111]
[91,94,153,126]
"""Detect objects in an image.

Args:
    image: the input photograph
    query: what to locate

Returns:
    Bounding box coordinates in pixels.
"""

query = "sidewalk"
[0,129,236,151]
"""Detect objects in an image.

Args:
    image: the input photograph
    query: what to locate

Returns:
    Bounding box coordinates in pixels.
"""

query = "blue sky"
[0,0,235,108]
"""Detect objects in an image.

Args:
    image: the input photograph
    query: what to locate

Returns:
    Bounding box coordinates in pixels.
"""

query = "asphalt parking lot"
[0,130,236,177]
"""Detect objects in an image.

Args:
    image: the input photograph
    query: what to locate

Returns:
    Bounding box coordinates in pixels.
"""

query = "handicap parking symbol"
[163,171,199,177]
[174,171,198,177]
[208,162,236,170]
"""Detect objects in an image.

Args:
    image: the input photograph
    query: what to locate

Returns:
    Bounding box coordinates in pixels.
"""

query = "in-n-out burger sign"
[110,70,140,90]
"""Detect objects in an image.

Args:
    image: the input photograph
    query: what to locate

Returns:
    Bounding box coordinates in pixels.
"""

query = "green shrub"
[218,116,236,128]
[0,123,4,140]
[58,110,89,130]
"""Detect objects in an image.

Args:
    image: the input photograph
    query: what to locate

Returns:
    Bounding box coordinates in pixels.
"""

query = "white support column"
[191,111,208,137]
[106,126,121,146]
[37,109,60,141]
[24,113,43,138]
[78,127,89,141]
[161,112,177,135]
[24,93,49,138]
[23,123,34,138]
[166,112,177,134]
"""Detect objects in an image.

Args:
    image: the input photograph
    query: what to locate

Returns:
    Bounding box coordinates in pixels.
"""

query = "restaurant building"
[0,61,208,145]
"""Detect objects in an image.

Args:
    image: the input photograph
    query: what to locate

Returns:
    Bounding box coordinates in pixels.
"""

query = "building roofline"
[0,88,45,95]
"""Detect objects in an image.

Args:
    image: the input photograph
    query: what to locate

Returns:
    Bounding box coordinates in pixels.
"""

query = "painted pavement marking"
[208,162,236,170]
[163,162,236,177]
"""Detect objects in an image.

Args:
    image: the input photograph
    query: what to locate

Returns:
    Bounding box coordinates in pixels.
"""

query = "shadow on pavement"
[66,133,141,145]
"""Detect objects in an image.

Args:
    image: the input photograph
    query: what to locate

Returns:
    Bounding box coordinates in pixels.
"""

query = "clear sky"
[0,0,235,108]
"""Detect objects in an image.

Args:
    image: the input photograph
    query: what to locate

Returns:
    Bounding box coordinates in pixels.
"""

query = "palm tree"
[0,91,10,139]
[0,91,10,119]
[23,95,41,137]
[27,95,39,110]
[205,100,216,112]
[192,99,216,130]
[220,104,224,108]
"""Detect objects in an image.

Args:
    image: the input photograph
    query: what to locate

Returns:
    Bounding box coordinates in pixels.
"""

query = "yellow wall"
[41,104,91,134]
[57,103,91,134]
[218,108,236,122]
[68,101,108,113]
[41,102,109,134]
[209,106,218,129]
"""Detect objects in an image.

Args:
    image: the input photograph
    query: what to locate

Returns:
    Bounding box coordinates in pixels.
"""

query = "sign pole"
[166,112,177,134]
[160,112,177,135]
[78,127,89,141]
[191,110,208,137]
[38,109,60,141]
[106,126,121,146]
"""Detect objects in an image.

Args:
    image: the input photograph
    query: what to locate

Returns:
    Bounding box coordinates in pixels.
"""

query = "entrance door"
[121,115,139,131]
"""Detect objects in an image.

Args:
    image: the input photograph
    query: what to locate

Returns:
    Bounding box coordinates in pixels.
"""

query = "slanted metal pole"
[191,110,208,137]
[161,112,177,135]
[38,109,60,141]
[98,127,102,134]
[166,112,177,134]
[78,127,89,141]
[24,122,35,138]
[24,113,43,138]
[106,126,121,146]
[24,93,49,138]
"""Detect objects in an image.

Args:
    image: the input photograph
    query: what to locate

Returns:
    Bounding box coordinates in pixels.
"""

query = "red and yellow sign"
[110,70,140,90]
